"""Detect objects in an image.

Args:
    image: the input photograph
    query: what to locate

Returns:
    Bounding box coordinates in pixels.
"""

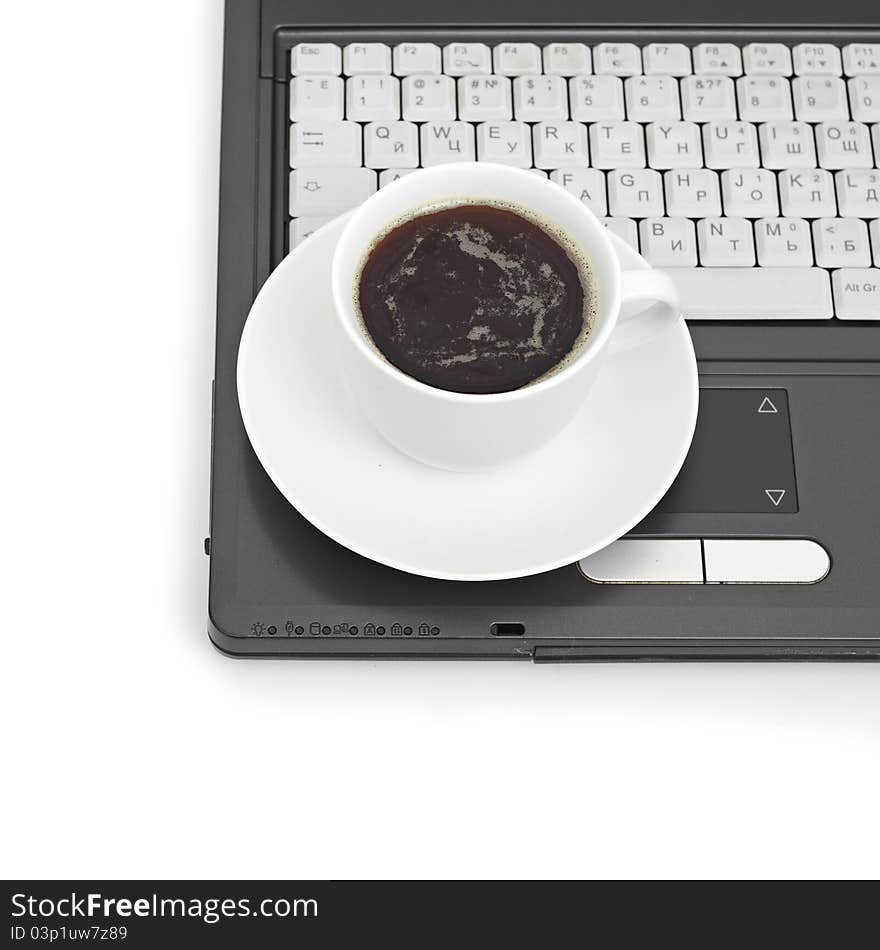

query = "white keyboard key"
[680,76,737,121]
[476,122,533,167]
[693,43,743,76]
[758,122,817,169]
[289,216,331,248]
[402,75,456,120]
[533,122,589,168]
[664,168,722,216]
[721,168,779,217]
[593,43,641,76]
[875,125,880,163]
[670,267,832,319]
[457,76,512,120]
[755,217,813,266]
[792,77,849,120]
[843,44,880,76]
[393,43,441,75]
[346,75,400,120]
[291,43,341,75]
[835,169,880,217]
[550,169,607,216]
[601,217,639,250]
[569,75,625,121]
[702,121,760,168]
[513,76,569,120]
[363,121,419,169]
[743,43,793,76]
[816,121,874,169]
[543,43,591,76]
[442,42,492,76]
[289,75,344,121]
[697,216,756,265]
[812,217,872,266]
[289,121,361,167]
[639,217,698,266]
[289,167,376,216]
[792,43,842,76]
[493,43,542,76]
[624,75,681,121]
[420,121,476,165]
[379,168,418,187]
[343,43,391,75]
[642,43,692,77]
[736,76,793,121]
[607,169,664,217]
[833,268,880,318]
[849,76,880,123]
[589,122,645,168]
[779,169,837,217]
[646,122,703,169]
[872,219,880,262]
[530,169,550,178]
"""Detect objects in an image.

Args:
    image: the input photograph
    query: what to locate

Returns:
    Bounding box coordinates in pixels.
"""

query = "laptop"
[208,0,880,659]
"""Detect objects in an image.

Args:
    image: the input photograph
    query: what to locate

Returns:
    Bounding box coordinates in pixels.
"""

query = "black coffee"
[356,203,591,395]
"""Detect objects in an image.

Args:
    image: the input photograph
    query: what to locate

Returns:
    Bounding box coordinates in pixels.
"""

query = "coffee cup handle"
[610,269,681,353]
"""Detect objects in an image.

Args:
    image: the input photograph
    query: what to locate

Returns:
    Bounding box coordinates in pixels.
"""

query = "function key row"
[290,74,880,125]
[291,41,880,78]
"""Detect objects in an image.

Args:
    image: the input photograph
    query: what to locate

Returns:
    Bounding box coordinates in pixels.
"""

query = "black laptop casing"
[208,0,880,659]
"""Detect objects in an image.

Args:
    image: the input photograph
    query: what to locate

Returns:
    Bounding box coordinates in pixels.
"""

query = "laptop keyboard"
[287,40,880,321]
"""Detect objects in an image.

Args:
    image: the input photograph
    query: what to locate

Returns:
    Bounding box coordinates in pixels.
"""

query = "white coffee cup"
[331,162,680,472]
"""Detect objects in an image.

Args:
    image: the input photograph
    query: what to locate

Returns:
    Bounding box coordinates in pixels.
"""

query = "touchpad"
[657,388,798,514]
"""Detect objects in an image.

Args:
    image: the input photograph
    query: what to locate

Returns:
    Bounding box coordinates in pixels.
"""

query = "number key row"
[290,73,880,123]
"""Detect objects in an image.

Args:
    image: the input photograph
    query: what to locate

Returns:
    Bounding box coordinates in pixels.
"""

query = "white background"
[2,0,879,880]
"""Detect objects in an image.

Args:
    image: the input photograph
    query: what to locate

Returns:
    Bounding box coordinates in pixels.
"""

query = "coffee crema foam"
[353,197,599,395]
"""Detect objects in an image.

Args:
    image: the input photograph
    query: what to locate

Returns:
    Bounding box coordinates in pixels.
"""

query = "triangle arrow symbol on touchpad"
[765,489,786,506]
[758,396,778,414]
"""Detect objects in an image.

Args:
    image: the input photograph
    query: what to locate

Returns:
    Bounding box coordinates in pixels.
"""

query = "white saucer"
[237,214,698,581]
